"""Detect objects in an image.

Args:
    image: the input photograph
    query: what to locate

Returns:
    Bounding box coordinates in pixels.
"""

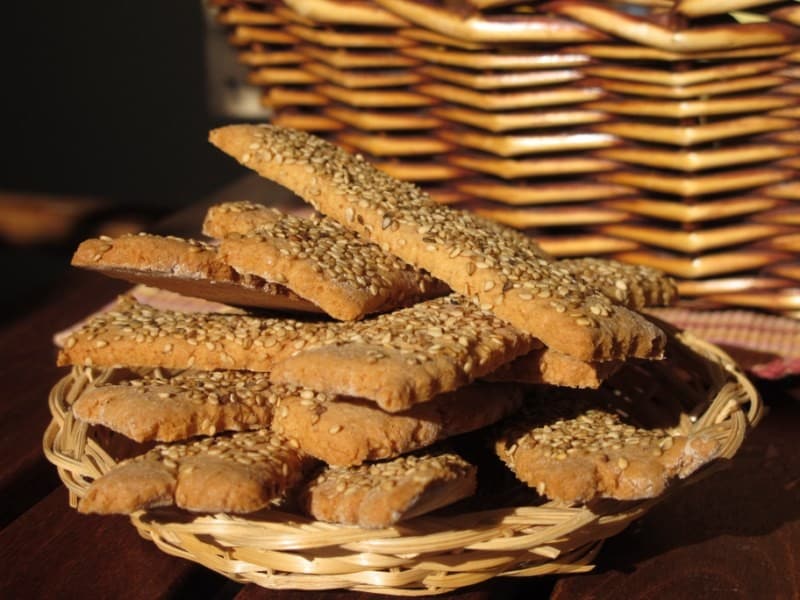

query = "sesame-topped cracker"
[273,381,524,466]
[557,258,678,310]
[494,395,720,504]
[208,124,666,361]
[485,348,621,389]
[78,429,315,514]
[71,233,321,313]
[207,202,449,320]
[301,452,476,528]
[58,295,537,410]
[269,294,540,411]
[57,295,332,372]
[72,369,281,442]
[203,200,286,238]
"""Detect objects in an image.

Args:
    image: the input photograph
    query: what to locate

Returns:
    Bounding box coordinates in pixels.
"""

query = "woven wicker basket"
[209,0,800,316]
[44,329,761,595]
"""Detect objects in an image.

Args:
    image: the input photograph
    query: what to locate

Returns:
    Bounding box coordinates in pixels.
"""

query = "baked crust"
[72,233,321,313]
[78,429,314,514]
[209,124,666,361]
[302,453,476,528]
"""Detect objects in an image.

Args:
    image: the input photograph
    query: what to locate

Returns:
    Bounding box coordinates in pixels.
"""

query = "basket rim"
[43,329,761,595]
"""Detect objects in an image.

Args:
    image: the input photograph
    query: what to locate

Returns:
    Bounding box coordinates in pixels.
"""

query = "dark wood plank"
[0,270,129,526]
[552,386,800,600]
[0,487,227,599]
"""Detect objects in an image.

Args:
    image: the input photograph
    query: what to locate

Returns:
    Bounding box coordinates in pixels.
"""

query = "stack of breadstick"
[58,125,719,528]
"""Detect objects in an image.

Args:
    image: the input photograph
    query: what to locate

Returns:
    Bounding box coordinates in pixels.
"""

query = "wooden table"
[2,178,799,599]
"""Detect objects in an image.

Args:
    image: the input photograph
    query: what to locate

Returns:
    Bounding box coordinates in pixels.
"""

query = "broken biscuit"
[301,453,476,529]
[214,206,449,320]
[78,429,314,514]
[494,395,720,504]
[71,233,320,313]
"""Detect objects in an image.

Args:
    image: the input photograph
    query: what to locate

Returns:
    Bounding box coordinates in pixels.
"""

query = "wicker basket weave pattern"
[210,0,800,316]
[44,330,761,595]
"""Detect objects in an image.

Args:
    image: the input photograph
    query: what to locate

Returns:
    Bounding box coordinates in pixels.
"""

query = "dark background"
[2,2,246,323]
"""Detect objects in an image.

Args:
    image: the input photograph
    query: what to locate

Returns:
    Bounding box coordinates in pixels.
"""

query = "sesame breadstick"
[205,201,677,311]
[78,429,314,514]
[72,369,280,442]
[58,295,538,412]
[208,124,666,361]
[557,257,677,310]
[301,453,477,528]
[71,233,321,313]
[57,295,331,373]
[273,381,524,466]
[215,208,449,320]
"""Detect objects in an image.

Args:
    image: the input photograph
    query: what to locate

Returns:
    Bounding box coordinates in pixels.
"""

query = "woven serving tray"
[210,0,800,315]
[44,329,761,595]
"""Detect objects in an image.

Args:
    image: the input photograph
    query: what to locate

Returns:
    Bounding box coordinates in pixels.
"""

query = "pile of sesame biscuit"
[58,124,720,528]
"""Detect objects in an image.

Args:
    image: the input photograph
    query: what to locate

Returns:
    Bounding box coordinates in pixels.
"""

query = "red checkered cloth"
[649,307,800,379]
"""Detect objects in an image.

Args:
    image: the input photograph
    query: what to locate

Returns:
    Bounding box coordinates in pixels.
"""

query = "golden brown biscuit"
[58,295,538,411]
[209,124,666,362]
[72,369,279,442]
[301,453,476,528]
[78,429,313,514]
[57,295,332,372]
[71,233,320,313]
[494,394,720,504]
[273,381,524,465]
[216,209,449,320]
[485,348,620,389]
[206,201,449,319]
[269,295,539,411]
[556,258,678,309]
